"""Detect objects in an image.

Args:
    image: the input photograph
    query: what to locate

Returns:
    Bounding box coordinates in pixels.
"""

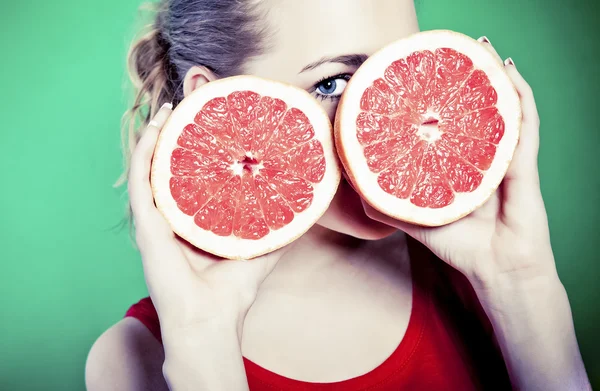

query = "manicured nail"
[148,120,159,127]
[478,36,491,44]
[162,102,173,110]
[504,57,515,67]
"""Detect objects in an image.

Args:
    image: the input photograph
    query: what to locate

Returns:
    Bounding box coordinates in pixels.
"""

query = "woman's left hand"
[362,37,558,293]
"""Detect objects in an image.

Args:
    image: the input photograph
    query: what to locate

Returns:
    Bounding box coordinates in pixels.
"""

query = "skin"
[86,1,592,390]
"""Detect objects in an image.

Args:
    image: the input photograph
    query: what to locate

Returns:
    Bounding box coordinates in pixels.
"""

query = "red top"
[125,241,511,390]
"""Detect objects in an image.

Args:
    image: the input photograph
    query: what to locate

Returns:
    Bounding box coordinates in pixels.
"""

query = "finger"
[500,59,545,224]
[477,36,503,64]
[469,187,500,220]
[359,199,464,267]
[176,236,223,272]
[240,244,295,285]
[127,103,197,286]
[503,58,540,180]
[505,58,540,172]
[178,233,291,283]
[360,199,428,242]
[200,244,293,299]
[128,103,173,231]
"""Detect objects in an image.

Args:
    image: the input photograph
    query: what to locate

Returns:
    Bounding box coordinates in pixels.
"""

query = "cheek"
[314,100,394,239]
[316,100,339,124]
[317,179,397,240]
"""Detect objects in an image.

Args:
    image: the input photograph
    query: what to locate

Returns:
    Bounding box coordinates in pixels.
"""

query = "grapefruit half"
[151,76,341,259]
[336,30,521,226]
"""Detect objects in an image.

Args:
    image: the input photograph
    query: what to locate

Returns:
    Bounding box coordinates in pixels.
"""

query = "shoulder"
[85,318,168,391]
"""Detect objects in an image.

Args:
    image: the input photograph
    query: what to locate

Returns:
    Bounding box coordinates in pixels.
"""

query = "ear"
[183,66,218,97]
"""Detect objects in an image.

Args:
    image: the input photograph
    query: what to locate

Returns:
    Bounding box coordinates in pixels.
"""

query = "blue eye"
[314,75,350,99]
[318,79,339,94]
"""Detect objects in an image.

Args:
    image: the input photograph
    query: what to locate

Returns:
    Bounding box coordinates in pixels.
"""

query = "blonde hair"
[116,11,174,187]
[116,0,266,190]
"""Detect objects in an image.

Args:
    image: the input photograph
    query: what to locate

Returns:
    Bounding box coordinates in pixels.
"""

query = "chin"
[316,179,398,240]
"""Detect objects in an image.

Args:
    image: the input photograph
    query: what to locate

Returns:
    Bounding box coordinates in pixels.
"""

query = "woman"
[86,0,591,389]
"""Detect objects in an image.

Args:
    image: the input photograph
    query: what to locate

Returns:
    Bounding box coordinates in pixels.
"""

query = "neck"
[262,226,410,295]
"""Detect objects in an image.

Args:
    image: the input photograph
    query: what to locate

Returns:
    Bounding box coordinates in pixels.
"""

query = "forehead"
[244,0,419,86]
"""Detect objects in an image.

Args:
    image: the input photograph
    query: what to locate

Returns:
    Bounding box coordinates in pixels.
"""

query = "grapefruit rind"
[335,30,522,226]
[151,76,341,259]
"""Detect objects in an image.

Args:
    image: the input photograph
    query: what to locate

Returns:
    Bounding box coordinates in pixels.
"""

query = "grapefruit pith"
[335,30,521,226]
[151,76,341,259]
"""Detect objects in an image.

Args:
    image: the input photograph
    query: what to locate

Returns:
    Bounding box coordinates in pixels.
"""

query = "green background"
[1,0,598,389]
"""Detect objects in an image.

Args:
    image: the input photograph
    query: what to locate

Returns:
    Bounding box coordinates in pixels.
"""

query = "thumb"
[361,199,480,275]
[361,199,431,243]
[177,235,292,285]
[241,244,295,286]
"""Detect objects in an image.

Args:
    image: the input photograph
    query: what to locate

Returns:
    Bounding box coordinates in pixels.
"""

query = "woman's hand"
[129,103,287,334]
[128,103,289,390]
[362,38,555,293]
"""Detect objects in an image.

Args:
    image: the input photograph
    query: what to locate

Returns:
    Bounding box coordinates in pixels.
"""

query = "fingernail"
[162,102,173,110]
[478,36,491,44]
[504,57,515,67]
[148,120,159,127]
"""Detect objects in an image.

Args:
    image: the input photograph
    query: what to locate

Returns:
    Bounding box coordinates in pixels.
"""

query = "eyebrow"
[299,54,369,73]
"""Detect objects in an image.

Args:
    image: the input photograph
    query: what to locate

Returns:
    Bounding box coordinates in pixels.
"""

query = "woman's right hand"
[128,103,289,342]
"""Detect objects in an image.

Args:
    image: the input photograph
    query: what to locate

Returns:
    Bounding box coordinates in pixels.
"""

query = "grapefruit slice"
[336,30,521,226]
[151,76,341,259]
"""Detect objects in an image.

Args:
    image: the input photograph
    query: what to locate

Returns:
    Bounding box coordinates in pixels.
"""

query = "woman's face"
[189,0,419,239]
[242,0,420,239]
